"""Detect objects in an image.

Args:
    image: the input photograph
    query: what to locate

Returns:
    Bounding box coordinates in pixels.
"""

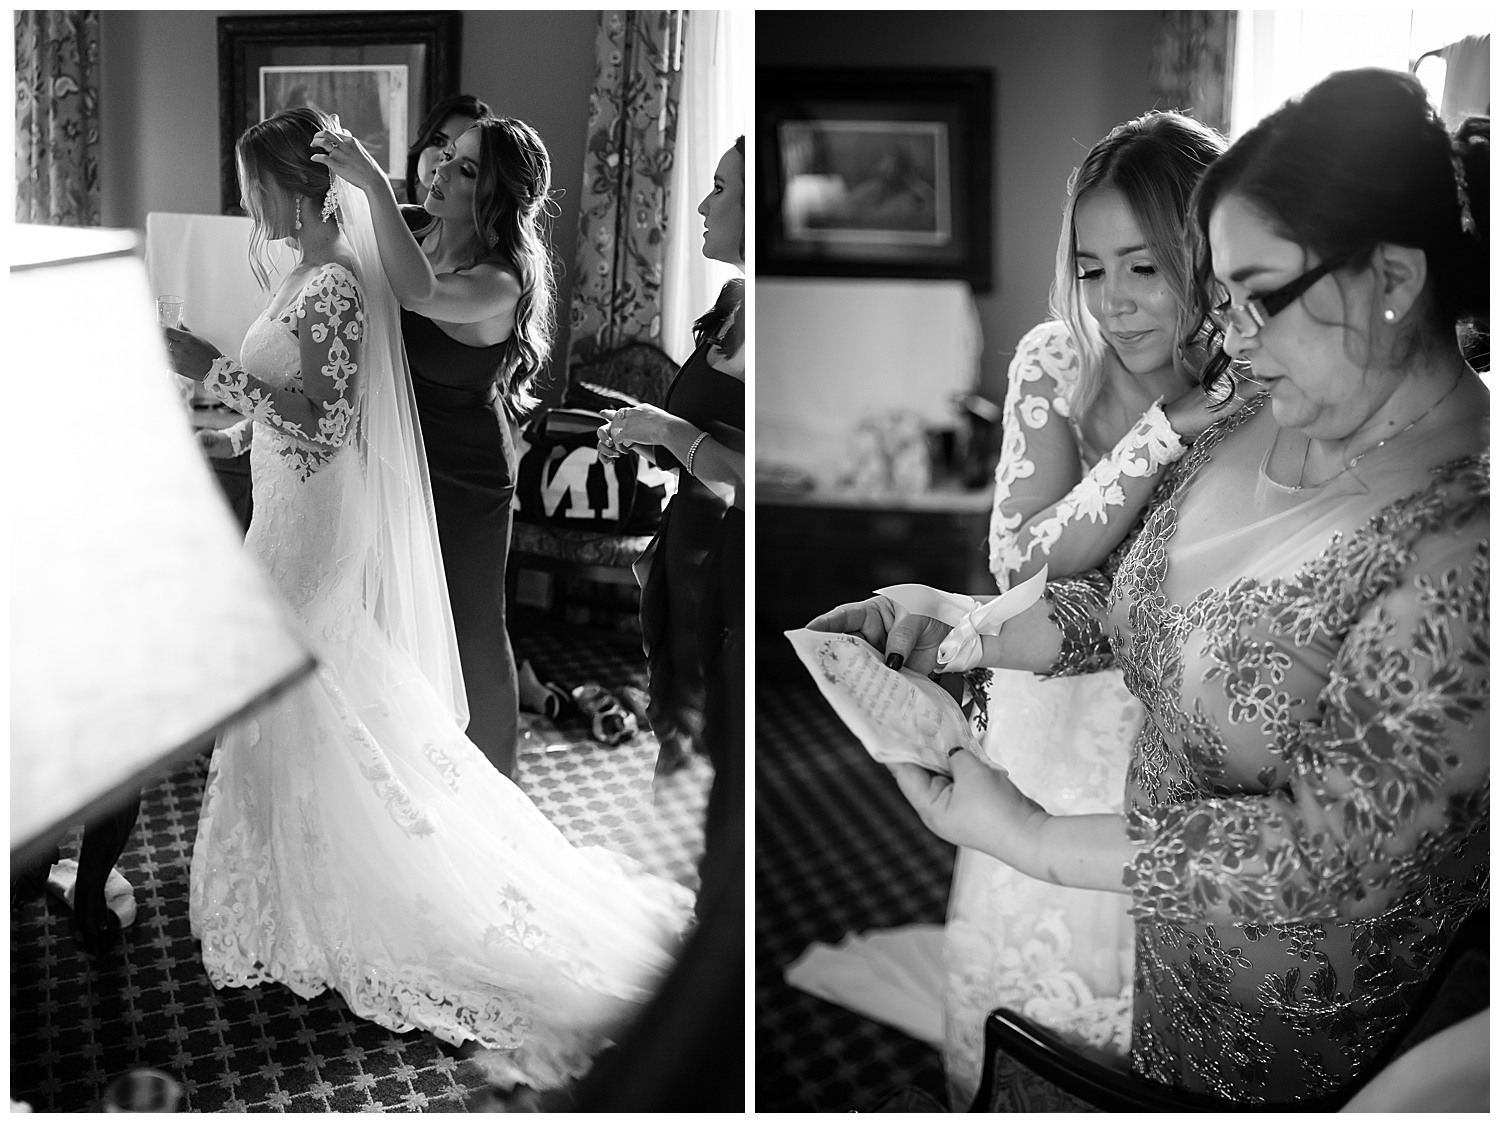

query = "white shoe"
[46,858,137,928]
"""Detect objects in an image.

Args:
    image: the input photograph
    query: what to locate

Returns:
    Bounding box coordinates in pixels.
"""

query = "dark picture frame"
[758,67,994,291]
[217,12,461,214]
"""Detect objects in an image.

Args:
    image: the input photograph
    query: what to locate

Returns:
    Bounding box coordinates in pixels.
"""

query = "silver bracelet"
[685,431,708,475]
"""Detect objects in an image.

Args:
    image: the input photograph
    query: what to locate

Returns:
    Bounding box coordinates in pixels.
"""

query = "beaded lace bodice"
[204,263,365,640]
[1040,396,1489,1100]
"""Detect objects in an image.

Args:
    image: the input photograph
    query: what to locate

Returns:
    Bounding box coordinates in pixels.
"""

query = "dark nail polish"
[884,653,904,672]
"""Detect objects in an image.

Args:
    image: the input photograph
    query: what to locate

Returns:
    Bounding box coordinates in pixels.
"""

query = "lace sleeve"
[989,322,1186,591]
[201,263,363,451]
[1122,516,1489,928]
[224,419,253,457]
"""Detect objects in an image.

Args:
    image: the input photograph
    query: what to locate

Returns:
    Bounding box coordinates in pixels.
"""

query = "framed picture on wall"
[758,67,994,291]
[218,12,461,214]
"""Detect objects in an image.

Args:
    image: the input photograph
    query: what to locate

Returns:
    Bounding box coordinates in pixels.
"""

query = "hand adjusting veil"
[328,175,468,730]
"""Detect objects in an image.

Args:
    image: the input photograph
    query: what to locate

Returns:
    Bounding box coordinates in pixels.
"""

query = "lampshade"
[10,224,314,870]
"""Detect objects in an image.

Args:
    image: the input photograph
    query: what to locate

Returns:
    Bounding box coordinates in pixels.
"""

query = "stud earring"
[1382,308,1397,323]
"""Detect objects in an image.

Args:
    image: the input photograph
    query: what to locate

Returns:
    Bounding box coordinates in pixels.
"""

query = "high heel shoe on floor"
[46,858,138,929]
[570,683,637,747]
[616,684,651,730]
[518,659,572,720]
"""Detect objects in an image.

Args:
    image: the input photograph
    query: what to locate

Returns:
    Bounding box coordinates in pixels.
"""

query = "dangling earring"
[321,180,340,223]
[1382,308,1397,323]
[294,197,303,233]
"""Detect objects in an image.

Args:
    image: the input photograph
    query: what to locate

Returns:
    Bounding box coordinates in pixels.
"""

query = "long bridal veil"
[327,172,468,730]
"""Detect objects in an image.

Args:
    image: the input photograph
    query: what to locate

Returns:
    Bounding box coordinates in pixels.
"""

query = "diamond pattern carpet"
[10,612,711,1113]
[754,667,955,1112]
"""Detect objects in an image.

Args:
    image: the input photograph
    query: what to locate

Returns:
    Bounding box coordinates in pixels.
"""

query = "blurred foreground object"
[10,224,313,875]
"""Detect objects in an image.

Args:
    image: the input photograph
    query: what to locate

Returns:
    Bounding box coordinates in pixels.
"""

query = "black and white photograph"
[260,64,409,179]
[8,4,1493,1117]
[779,120,949,243]
[755,7,1489,1115]
[759,65,993,289]
[13,8,747,1113]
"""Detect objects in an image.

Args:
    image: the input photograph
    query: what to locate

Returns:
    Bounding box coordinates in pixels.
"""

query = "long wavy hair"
[1049,111,1227,418]
[403,93,492,203]
[456,116,557,417]
[1190,68,1489,388]
[235,106,338,290]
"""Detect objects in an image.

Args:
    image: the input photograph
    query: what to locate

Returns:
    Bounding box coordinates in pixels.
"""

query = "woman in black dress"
[597,138,745,903]
[404,94,491,205]
[315,116,557,780]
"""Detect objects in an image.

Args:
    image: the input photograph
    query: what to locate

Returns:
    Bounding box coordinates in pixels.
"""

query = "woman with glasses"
[811,67,1487,1104]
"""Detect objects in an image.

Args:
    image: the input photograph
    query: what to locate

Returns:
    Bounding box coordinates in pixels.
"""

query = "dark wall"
[757,10,1161,404]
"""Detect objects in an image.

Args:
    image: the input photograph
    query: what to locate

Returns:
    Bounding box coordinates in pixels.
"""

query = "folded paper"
[878,566,1049,672]
[784,628,981,775]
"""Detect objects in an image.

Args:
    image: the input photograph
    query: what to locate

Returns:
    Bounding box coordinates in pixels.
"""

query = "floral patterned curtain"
[15,10,101,226]
[1149,10,1235,136]
[567,10,685,369]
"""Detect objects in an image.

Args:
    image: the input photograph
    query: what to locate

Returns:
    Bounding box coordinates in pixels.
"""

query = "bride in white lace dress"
[165,108,691,1092]
[942,112,1245,1104]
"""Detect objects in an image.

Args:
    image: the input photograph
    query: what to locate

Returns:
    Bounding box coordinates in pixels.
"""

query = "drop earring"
[294,198,303,233]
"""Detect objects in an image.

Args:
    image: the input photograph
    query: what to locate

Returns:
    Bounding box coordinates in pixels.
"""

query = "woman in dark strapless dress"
[317,115,560,781]
[597,140,745,904]
[399,293,519,778]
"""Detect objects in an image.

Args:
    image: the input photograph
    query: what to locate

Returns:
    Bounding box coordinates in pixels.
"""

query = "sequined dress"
[1045,392,1488,1101]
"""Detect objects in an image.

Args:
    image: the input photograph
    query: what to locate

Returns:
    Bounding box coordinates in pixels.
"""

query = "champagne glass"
[155,295,184,329]
[156,295,193,410]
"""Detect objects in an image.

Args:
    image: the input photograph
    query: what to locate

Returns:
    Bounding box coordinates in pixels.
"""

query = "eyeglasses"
[1210,256,1348,339]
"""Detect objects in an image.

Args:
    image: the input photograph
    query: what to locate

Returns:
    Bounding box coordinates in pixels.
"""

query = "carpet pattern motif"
[10,616,710,1113]
[754,670,955,1112]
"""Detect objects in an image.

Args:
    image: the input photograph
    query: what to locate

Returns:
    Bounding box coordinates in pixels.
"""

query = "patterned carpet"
[10,611,712,1113]
[754,665,955,1112]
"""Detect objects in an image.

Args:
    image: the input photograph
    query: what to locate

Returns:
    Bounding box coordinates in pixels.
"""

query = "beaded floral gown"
[1046,392,1487,1101]
[944,321,1191,1103]
[187,261,692,1091]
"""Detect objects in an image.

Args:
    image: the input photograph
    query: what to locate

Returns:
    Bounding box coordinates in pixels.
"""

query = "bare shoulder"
[449,256,520,294]
[707,340,745,381]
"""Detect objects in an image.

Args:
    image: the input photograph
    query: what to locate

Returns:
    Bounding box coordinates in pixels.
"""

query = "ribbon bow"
[877,567,1049,672]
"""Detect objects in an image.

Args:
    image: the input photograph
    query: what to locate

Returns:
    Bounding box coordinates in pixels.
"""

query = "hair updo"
[235,107,338,289]
[1190,67,1489,370]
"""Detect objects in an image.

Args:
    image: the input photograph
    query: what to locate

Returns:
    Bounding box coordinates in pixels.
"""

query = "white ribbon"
[878,566,1049,672]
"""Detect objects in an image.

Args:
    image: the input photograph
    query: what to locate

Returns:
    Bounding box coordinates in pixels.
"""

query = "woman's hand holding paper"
[888,747,1048,863]
[804,596,954,677]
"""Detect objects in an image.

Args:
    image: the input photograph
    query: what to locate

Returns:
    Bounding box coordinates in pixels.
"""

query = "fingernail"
[884,653,904,672]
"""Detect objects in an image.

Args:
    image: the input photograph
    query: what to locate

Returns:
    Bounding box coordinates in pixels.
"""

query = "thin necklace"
[1294,372,1466,490]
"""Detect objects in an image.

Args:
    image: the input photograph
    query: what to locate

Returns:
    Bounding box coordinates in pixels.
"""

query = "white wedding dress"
[187,251,692,1091]
[943,321,1190,1104]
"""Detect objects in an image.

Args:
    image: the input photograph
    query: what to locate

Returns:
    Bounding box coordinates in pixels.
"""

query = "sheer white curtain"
[1230,10,1490,138]
[660,8,748,365]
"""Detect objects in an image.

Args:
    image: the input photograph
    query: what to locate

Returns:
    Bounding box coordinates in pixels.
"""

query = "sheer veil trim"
[332,174,468,728]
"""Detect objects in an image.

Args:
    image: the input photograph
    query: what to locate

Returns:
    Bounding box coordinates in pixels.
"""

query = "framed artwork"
[217,12,461,214]
[758,67,994,291]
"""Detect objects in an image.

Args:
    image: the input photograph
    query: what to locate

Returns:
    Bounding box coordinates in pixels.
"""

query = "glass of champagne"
[156,295,193,410]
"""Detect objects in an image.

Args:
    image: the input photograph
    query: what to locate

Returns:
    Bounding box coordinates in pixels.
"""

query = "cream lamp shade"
[9,224,313,870]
